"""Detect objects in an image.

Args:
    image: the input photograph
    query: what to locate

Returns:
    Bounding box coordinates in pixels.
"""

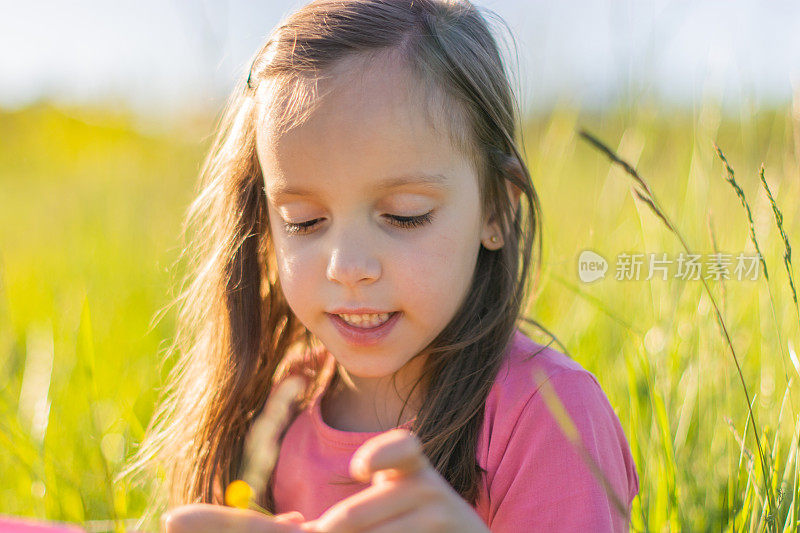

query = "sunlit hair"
[121,0,546,526]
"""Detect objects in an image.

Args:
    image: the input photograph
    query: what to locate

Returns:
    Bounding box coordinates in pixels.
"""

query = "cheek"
[272,239,320,315]
[396,224,480,318]
[267,208,320,315]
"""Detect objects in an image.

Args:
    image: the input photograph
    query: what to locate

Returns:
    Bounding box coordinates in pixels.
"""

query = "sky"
[1,0,799,116]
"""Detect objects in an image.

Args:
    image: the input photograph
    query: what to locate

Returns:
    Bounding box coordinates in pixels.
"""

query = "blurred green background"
[0,104,203,525]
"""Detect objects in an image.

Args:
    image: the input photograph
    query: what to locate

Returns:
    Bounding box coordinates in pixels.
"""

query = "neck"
[322,355,427,432]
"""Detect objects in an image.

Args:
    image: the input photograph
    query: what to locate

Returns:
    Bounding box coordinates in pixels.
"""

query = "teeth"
[338,312,391,328]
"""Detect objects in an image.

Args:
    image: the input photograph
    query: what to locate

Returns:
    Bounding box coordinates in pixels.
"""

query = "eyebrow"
[268,173,449,199]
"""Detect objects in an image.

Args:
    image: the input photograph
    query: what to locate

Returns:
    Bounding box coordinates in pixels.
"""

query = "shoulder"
[478,329,639,511]
[482,329,596,431]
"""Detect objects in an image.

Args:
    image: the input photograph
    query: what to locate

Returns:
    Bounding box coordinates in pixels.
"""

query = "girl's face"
[256,56,502,387]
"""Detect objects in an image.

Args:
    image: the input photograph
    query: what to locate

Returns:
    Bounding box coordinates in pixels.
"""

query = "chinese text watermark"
[577,250,762,283]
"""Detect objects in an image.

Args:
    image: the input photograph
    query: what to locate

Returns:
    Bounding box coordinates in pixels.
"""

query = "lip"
[327,311,401,347]
[328,308,394,314]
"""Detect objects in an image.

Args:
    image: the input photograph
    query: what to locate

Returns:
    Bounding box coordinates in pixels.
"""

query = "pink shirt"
[272,329,639,531]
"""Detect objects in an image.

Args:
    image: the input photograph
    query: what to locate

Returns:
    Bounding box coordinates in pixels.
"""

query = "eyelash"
[282,212,434,236]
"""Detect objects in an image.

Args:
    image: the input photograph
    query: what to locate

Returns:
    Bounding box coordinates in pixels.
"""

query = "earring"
[490,236,499,244]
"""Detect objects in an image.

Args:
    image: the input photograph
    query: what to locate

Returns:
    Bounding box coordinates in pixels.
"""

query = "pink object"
[0,517,84,532]
[271,329,640,531]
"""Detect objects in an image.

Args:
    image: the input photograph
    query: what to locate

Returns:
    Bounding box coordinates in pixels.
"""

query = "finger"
[304,478,435,533]
[350,429,429,482]
[163,503,305,533]
[274,511,306,524]
[365,506,449,533]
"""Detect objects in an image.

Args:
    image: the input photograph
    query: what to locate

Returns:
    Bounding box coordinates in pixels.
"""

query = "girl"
[125,0,639,531]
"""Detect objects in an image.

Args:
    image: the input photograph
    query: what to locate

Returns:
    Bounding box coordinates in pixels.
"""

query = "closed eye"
[282,212,435,236]
[282,218,321,235]
[384,212,434,229]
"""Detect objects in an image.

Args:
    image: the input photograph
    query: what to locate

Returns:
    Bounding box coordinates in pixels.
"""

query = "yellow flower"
[224,479,253,509]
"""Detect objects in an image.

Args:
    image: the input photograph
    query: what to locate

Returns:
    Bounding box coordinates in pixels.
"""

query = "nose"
[326,237,382,287]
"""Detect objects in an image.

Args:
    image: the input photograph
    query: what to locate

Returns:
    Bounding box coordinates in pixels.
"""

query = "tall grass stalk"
[714,147,797,439]
[759,166,800,337]
[578,129,777,525]
[758,164,800,531]
[713,151,800,529]
[713,146,769,280]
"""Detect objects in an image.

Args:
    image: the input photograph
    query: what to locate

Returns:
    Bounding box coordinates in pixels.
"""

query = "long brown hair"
[122,0,544,527]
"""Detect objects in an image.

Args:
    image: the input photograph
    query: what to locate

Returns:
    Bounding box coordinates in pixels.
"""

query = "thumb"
[274,511,306,524]
[350,428,429,483]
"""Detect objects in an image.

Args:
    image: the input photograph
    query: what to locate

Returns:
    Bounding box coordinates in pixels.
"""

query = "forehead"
[255,53,478,201]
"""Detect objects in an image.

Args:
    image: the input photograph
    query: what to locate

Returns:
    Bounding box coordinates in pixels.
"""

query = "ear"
[481,156,524,250]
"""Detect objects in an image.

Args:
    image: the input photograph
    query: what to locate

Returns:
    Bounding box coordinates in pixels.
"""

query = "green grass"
[0,104,203,527]
[1,100,799,531]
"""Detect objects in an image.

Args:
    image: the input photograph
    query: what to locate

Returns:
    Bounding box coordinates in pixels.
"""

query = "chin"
[330,348,412,377]
[336,357,403,378]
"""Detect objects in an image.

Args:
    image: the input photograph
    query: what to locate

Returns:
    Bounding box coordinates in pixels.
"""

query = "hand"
[163,503,312,533]
[303,429,490,533]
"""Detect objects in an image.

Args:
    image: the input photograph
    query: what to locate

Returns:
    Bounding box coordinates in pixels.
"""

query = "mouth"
[327,311,401,346]
[331,311,397,329]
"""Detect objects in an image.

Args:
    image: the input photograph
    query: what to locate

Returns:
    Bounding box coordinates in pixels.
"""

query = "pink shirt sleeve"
[486,369,639,532]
